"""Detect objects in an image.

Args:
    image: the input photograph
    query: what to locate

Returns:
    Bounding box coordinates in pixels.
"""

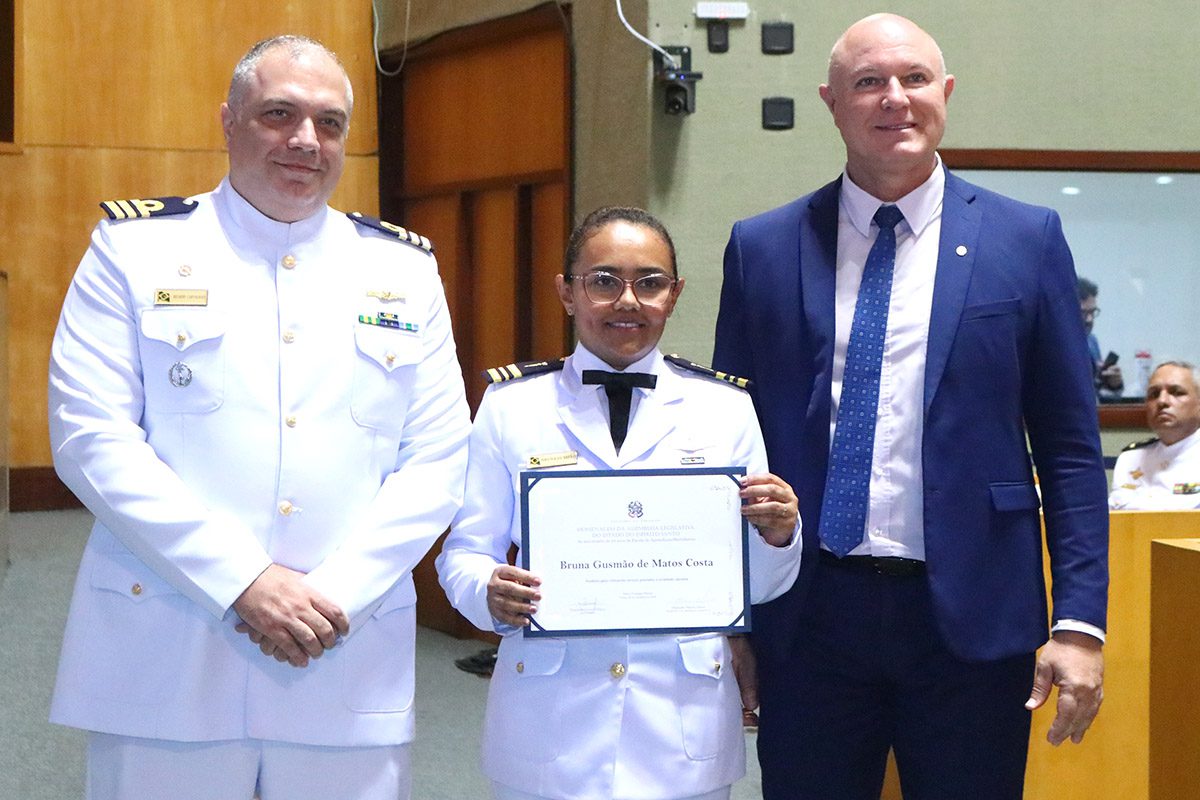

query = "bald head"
[819,14,954,201]
[828,14,947,85]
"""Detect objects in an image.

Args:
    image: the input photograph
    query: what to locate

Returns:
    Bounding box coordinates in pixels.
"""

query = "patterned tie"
[581,370,658,453]
[820,204,905,557]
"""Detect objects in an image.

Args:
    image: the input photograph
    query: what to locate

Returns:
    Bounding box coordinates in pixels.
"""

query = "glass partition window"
[957,169,1200,401]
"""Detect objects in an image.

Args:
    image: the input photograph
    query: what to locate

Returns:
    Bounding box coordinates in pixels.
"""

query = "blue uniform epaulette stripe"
[482,358,566,384]
[665,354,752,390]
[100,196,198,221]
[347,212,435,255]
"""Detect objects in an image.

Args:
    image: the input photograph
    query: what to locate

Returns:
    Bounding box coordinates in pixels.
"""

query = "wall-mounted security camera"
[654,46,703,115]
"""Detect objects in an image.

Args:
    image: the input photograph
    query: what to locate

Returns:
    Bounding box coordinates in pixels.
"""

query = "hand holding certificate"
[520,467,751,637]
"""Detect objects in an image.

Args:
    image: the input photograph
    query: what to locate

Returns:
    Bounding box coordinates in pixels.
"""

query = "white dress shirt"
[830,160,944,560]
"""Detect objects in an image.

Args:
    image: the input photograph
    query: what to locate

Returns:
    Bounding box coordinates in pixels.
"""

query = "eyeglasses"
[564,271,677,305]
[1081,307,1101,320]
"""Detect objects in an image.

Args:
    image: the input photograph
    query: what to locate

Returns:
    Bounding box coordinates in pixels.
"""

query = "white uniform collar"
[213,177,331,250]
[1161,427,1200,456]
[840,153,945,238]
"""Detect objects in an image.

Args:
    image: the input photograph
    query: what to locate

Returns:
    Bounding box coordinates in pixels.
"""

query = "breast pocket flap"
[139,308,226,351]
[354,324,423,372]
[961,297,1021,321]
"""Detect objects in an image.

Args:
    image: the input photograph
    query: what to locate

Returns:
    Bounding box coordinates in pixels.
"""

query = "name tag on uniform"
[527,450,578,469]
[680,456,706,465]
[155,289,208,306]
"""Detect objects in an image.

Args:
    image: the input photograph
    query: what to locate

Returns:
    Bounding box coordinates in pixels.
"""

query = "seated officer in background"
[1110,361,1200,510]
[47,35,470,800]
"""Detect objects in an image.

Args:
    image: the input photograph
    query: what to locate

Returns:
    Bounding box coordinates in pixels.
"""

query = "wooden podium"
[880,511,1200,800]
[1149,538,1200,799]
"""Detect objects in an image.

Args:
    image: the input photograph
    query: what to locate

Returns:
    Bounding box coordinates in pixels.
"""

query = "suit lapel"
[801,178,842,423]
[924,170,982,415]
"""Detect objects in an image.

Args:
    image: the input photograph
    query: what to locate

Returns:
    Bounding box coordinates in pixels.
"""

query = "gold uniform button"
[176,332,187,345]
[285,416,297,428]
[130,583,143,596]
[282,330,296,344]
[385,352,397,365]
[610,662,626,679]
[714,662,722,676]
[281,255,297,269]
[278,500,294,516]
[516,661,525,674]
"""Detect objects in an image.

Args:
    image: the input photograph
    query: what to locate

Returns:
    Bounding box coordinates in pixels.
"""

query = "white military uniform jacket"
[437,345,801,800]
[1109,429,1200,510]
[48,179,471,746]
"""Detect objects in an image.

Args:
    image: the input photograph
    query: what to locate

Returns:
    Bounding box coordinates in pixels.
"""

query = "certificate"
[519,467,750,637]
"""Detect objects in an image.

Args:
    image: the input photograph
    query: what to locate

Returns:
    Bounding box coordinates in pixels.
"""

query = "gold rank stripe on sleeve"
[664,354,752,390]
[483,358,567,384]
[100,197,198,221]
[347,212,435,255]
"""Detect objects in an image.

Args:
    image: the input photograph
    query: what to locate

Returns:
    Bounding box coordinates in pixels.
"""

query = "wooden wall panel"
[470,189,518,400]
[401,193,472,386]
[531,181,568,357]
[401,26,566,194]
[22,2,377,154]
[6,2,381,497]
[0,148,377,468]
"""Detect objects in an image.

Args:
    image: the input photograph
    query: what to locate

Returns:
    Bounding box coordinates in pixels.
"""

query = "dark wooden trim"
[941,149,1200,172]
[399,169,568,203]
[11,467,84,512]
[0,0,14,143]
[1100,405,1150,430]
[515,184,534,360]
[379,2,566,67]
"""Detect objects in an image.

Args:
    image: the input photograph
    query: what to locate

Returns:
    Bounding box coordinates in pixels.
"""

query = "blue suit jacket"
[713,169,1109,663]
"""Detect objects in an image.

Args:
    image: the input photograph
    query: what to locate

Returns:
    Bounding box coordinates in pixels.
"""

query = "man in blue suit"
[713,14,1107,800]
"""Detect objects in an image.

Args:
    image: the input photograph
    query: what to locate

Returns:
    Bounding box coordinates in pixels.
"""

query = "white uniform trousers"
[492,782,731,800]
[87,733,411,800]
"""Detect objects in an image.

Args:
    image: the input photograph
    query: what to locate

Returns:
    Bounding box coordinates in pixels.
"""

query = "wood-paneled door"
[378,4,572,638]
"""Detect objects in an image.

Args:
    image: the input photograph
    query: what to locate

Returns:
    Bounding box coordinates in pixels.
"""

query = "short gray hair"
[227,35,353,115]
[1151,361,1200,386]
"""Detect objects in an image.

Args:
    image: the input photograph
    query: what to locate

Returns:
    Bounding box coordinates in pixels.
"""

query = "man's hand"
[740,473,799,547]
[1026,630,1104,745]
[729,635,759,713]
[232,564,349,668]
[487,565,541,628]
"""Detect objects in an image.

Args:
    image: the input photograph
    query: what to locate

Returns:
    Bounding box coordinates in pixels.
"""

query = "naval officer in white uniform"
[437,207,802,800]
[48,35,471,800]
[1110,361,1200,510]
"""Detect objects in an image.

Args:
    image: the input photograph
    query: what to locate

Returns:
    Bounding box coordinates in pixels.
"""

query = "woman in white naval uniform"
[437,207,802,800]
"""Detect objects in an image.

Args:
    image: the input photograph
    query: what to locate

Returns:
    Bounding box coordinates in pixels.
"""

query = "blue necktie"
[820,204,905,557]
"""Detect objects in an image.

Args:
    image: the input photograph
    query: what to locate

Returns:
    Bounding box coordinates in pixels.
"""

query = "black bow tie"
[581,370,658,391]
[581,370,657,453]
